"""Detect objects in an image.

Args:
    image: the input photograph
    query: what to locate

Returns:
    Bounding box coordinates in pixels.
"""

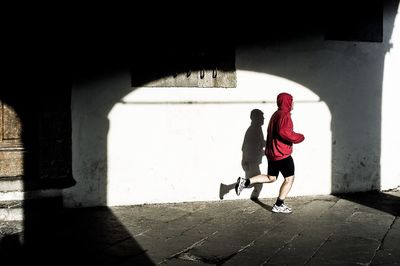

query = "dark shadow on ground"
[251,199,273,212]
[1,200,155,265]
[335,191,400,217]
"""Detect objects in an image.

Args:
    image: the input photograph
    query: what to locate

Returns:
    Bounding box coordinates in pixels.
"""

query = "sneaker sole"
[272,208,292,214]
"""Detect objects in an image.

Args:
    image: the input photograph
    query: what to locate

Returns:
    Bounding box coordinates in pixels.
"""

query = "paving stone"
[371,217,400,265]
[306,235,381,265]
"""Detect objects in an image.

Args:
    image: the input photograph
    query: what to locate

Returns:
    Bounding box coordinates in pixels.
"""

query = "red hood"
[277,93,293,112]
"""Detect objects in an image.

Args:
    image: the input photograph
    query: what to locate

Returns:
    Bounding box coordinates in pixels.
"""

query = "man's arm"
[278,115,305,144]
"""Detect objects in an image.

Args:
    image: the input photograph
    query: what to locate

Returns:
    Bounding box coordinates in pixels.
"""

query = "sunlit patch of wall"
[105,70,331,205]
[381,1,400,190]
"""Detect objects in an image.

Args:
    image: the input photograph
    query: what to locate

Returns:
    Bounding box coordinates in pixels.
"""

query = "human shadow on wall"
[219,109,265,199]
[241,109,266,199]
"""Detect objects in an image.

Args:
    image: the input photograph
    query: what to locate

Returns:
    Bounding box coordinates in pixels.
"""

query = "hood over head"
[277,92,293,112]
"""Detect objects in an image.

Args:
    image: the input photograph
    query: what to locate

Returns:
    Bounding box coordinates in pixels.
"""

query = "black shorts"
[267,156,295,178]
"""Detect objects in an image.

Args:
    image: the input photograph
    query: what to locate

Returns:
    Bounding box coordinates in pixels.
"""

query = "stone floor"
[1,189,399,265]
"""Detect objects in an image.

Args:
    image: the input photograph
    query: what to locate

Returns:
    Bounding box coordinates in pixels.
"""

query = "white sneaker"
[235,177,246,196]
[272,203,292,213]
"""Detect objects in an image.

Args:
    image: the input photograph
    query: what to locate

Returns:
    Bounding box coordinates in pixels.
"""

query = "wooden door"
[0,100,25,177]
[0,88,74,189]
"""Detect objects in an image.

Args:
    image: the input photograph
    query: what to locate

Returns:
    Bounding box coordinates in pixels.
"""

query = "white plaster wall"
[381,1,400,190]
[65,3,400,207]
[105,76,330,205]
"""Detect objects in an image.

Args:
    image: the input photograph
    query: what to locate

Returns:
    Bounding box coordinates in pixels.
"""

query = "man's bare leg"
[248,174,277,185]
[278,175,295,200]
[271,175,295,213]
[236,175,276,196]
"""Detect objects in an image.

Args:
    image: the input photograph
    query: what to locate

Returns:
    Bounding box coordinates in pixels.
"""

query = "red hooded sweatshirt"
[265,93,305,161]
